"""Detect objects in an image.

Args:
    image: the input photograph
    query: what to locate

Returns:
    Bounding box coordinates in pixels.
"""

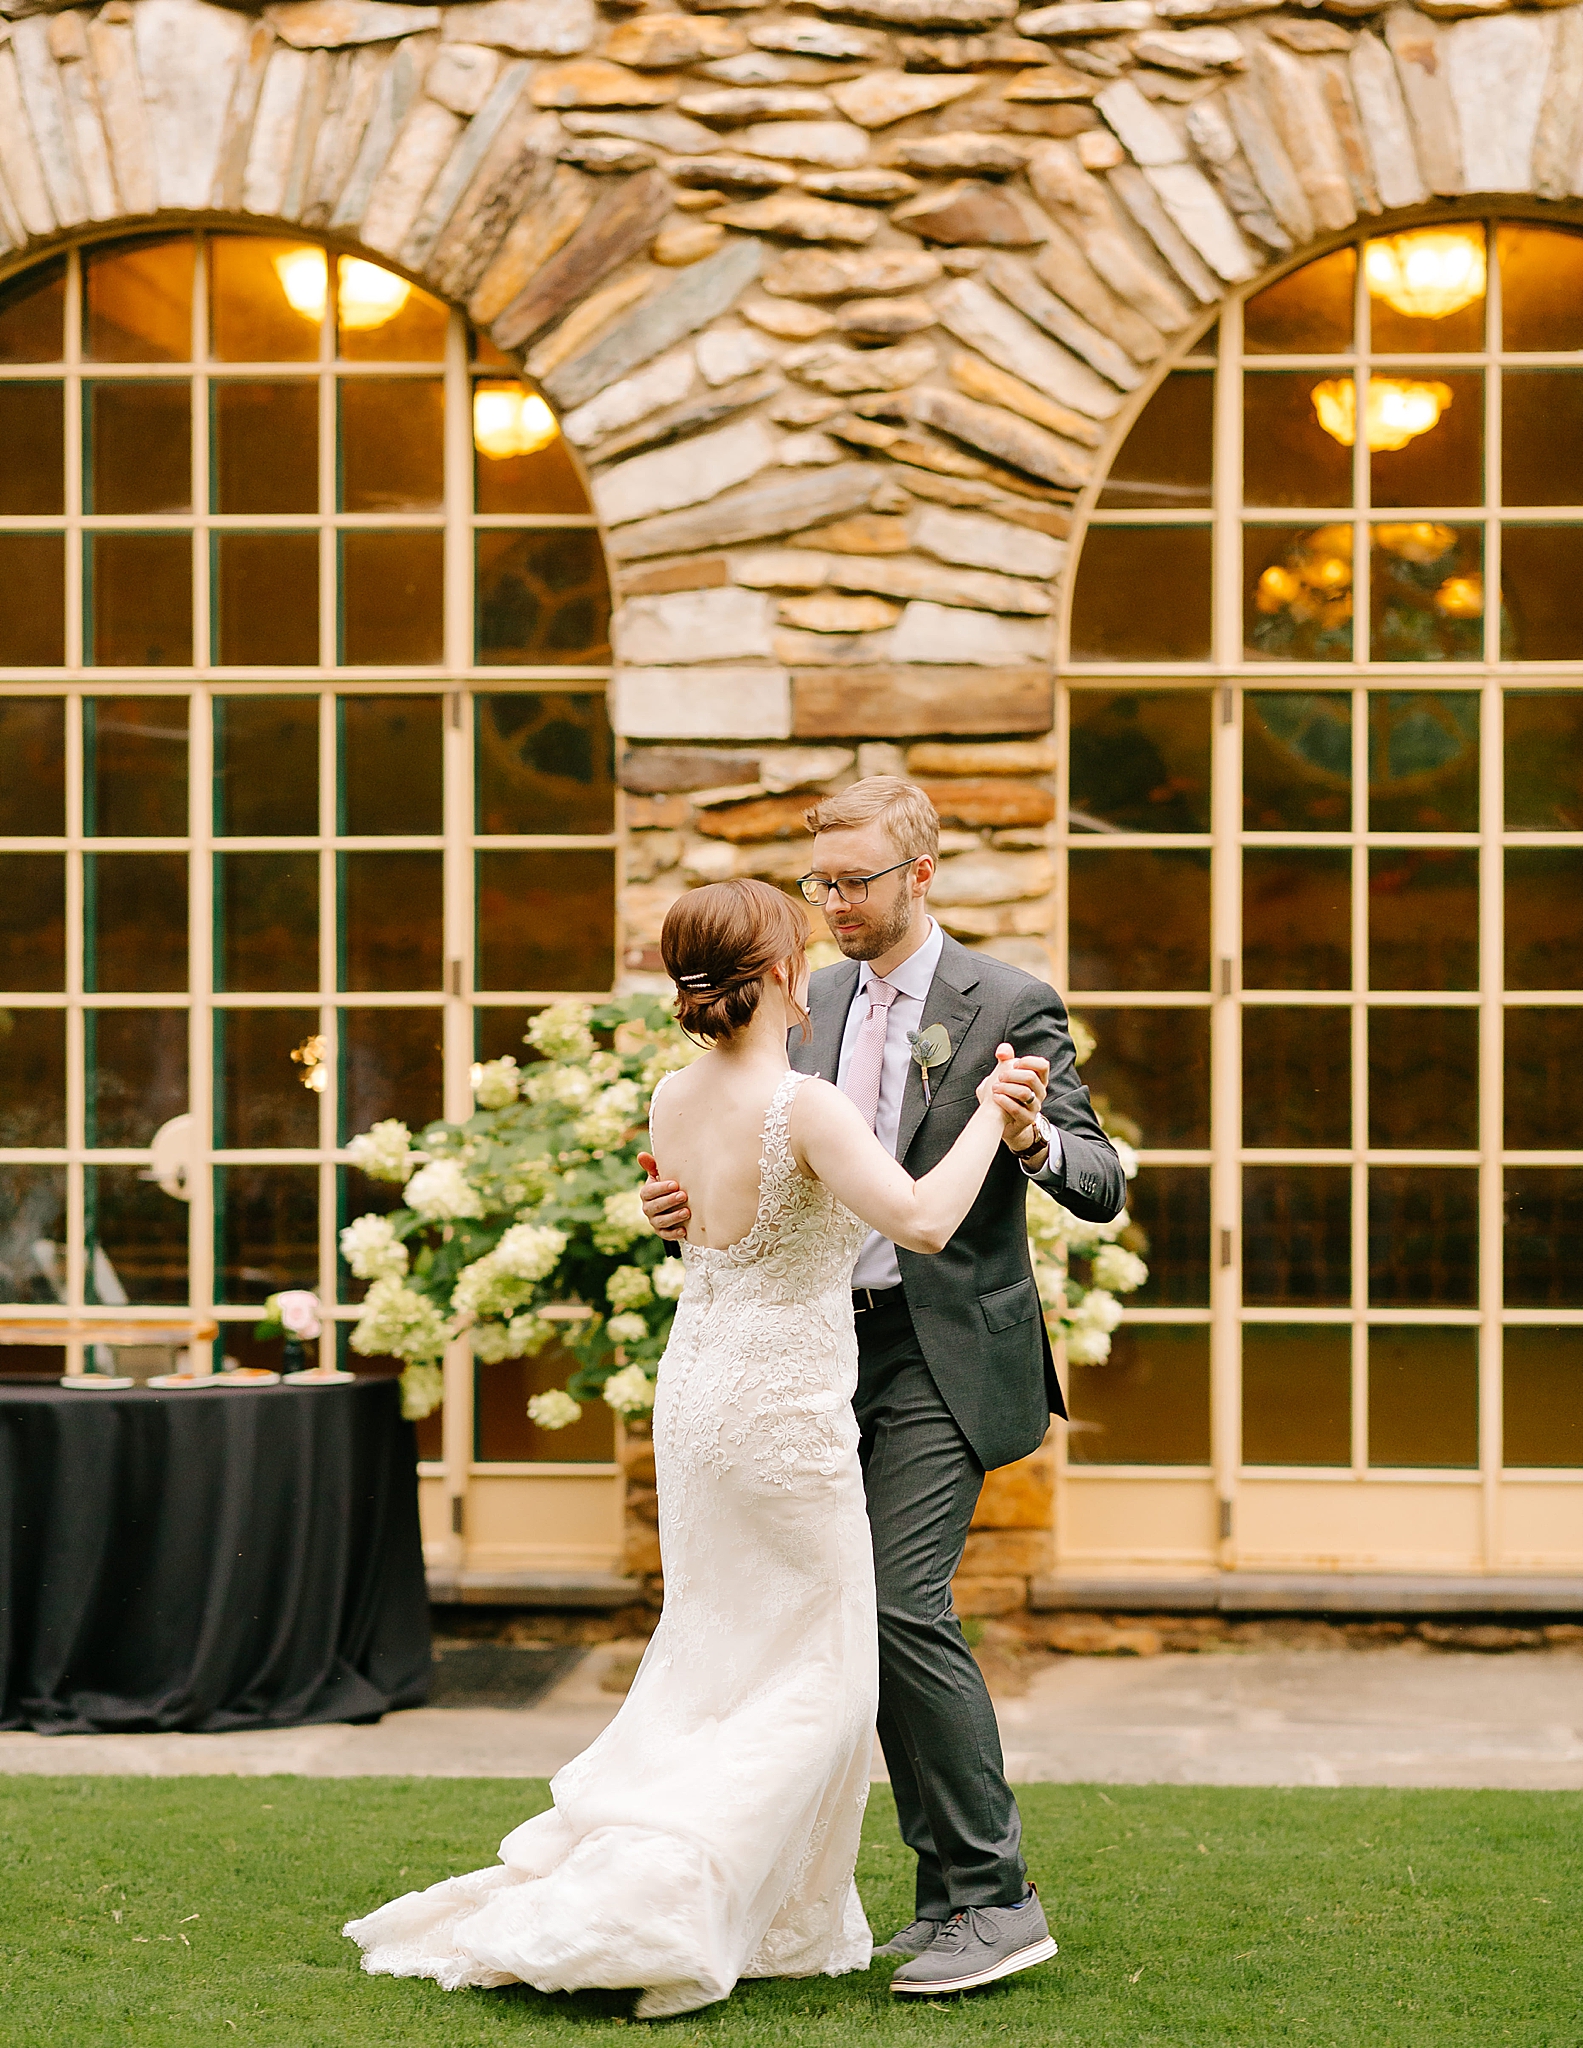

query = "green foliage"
[4,1777,1578,2046]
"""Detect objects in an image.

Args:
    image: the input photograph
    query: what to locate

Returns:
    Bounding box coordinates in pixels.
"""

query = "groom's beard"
[829,887,914,962]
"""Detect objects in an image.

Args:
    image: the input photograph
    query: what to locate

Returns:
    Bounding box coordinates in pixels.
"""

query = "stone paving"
[4,1641,1580,1789]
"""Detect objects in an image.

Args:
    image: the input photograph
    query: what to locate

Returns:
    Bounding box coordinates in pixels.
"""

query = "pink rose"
[275,1290,322,1341]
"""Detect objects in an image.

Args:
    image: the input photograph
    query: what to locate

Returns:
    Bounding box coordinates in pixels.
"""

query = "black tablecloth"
[0,1376,431,1734]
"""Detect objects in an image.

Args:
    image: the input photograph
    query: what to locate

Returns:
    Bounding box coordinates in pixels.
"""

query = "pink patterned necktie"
[841,977,898,1132]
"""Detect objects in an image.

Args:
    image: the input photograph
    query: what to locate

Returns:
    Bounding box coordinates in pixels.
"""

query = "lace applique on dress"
[346,1063,878,2018]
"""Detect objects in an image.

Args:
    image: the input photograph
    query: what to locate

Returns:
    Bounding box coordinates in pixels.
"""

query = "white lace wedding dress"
[345,1070,878,2019]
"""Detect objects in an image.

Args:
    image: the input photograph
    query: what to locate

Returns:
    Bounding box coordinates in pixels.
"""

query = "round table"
[0,1376,431,1734]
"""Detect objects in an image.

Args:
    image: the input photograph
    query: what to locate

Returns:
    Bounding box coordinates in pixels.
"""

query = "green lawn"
[1,1778,1577,2047]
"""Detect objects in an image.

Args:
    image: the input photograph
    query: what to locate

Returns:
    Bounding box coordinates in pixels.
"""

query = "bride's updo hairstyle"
[661,879,811,1044]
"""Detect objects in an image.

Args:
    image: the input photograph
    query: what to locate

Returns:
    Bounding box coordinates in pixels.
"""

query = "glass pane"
[1368,372,1480,510]
[339,851,443,990]
[341,378,443,512]
[340,1007,444,1142]
[476,530,613,666]
[340,695,443,835]
[210,237,322,363]
[1075,1006,1209,1149]
[215,695,319,836]
[1508,848,1583,989]
[1368,1007,1477,1151]
[1501,526,1583,662]
[0,535,65,665]
[1244,692,1350,831]
[1185,321,1217,359]
[1505,1007,1583,1150]
[86,696,189,837]
[90,534,192,666]
[474,385,590,514]
[1503,1327,1583,1468]
[1242,1325,1350,1466]
[1244,524,1353,662]
[216,1007,320,1147]
[1505,691,1583,830]
[1367,691,1478,833]
[1504,1168,1583,1308]
[1367,1167,1478,1306]
[1370,523,1482,663]
[216,851,318,991]
[475,849,616,991]
[1244,247,1354,355]
[1368,1327,1477,1467]
[1369,850,1479,990]
[338,265,446,361]
[86,1165,186,1304]
[475,1008,541,1063]
[86,1009,187,1147]
[0,700,65,833]
[84,238,193,363]
[341,532,444,664]
[1243,373,1352,509]
[0,856,65,989]
[1365,227,1485,353]
[1502,371,1583,508]
[1242,1007,1350,1149]
[1497,224,1583,353]
[213,381,318,513]
[0,384,63,514]
[1068,689,1211,833]
[1069,526,1212,662]
[1065,1325,1210,1466]
[1069,849,1210,990]
[476,1345,618,1462]
[1243,849,1350,989]
[85,852,187,991]
[0,1010,65,1146]
[1243,1164,1349,1306]
[475,693,616,835]
[1,1166,66,1301]
[1095,372,1212,510]
[336,1167,404,1304]
[0,256,64,363]
[1124,1166,1208,1306]
[215,1164,318,1305]
[87,381,191,514]
[215,533,319,666]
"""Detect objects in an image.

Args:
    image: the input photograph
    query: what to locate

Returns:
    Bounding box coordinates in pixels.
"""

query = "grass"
[1,1778,1578,2048]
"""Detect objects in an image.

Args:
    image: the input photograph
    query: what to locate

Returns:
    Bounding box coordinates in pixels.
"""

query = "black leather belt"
[852,1285,906,1313]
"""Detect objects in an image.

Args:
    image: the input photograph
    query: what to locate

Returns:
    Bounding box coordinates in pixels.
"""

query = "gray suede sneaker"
[873,1917,944,1961]
[888,1888,1057,1996]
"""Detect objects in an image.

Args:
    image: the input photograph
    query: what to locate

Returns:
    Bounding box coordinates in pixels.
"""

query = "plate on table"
[60,1375,135,1390]
[146,1367,281,1389]
[283,1367,357,1385]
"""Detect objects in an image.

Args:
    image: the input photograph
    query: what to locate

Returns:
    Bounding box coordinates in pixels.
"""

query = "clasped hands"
[638,1045,1051,1242]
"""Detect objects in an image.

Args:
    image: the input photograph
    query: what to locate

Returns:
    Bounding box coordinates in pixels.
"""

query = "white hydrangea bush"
[1027,1016,1150,1369]
[339,997,700,1422]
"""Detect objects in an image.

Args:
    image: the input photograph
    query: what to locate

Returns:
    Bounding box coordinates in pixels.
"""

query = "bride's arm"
[790,1056,1027,1256]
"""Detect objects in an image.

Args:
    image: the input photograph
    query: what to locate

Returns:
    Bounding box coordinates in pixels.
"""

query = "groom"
[641,776,1125,1995]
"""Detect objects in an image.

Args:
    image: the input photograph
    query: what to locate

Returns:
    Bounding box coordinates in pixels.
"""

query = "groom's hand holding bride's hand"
[985,1043,1050,1157]
[638,1153,691,1242]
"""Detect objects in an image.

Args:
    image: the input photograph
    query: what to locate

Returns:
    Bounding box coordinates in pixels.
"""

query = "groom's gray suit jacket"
[790,933,1127,1473]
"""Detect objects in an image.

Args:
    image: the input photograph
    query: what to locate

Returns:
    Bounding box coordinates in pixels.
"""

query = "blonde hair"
[661,879,811,1045]
[803,776,939,862]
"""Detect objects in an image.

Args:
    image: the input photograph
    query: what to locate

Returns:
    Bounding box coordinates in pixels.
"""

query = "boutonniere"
[907,1024,952,1108]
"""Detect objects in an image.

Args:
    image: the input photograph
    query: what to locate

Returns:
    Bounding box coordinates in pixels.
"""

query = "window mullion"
[1350,681,1369,1477]
[188,683,216,1358]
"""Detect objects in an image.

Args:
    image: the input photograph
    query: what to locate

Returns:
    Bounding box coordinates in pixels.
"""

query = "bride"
[345,878,1039,2019]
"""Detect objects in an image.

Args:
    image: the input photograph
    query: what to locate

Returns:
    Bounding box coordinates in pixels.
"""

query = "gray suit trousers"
[853,1292,1026,1918]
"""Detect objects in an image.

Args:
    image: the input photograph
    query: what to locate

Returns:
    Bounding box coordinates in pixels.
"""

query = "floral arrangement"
[339,997,697,1425]
[338,996,1146,1427]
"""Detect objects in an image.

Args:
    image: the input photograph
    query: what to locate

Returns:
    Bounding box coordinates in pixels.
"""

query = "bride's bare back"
[649,1058,794,1251]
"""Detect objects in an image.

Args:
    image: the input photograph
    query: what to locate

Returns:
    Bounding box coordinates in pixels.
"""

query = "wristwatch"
[1012,1113,1053,1175]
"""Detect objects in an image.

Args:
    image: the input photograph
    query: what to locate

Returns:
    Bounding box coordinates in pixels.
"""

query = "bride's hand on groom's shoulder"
[638,1154,691,1241]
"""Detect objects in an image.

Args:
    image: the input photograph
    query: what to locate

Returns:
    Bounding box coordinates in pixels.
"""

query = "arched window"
[1052,221,1582,1570]
[0,232,616,1463]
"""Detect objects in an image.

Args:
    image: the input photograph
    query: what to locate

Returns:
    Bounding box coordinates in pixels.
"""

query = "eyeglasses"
[798,858,917,906]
